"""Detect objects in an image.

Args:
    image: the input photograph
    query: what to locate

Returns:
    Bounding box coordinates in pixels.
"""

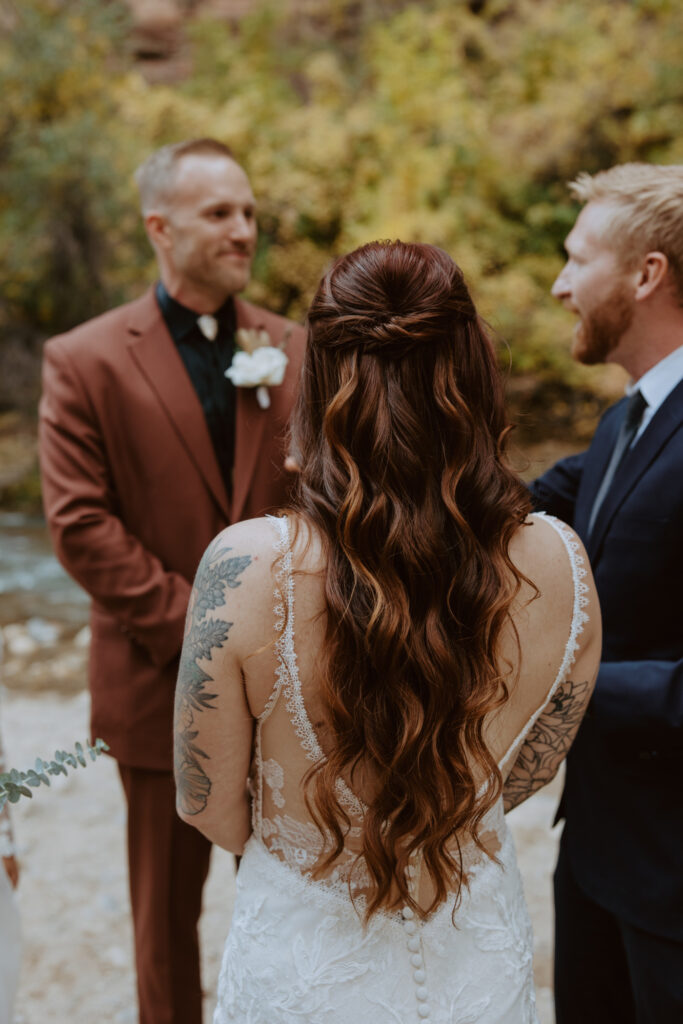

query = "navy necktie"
[587,389,647,536]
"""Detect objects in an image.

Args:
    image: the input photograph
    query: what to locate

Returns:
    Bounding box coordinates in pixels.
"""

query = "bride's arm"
[502,673,596,813]
[502,540,602,814]
[173,522,266,854]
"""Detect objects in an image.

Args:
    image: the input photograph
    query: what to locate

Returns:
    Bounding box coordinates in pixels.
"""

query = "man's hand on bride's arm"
[173,529,255,854]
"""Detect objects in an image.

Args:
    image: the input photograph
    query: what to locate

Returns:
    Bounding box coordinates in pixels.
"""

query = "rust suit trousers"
[119,765,212,1024]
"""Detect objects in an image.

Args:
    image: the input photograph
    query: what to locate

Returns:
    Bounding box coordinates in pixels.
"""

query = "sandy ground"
[2,688,561,1024]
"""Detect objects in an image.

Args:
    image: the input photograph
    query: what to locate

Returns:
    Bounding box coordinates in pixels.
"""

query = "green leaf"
[0,738,108,806]
[8,784,32,802]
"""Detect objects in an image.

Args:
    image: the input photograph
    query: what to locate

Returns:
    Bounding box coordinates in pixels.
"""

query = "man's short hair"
[569,163,683,303]
[134,138,235,214]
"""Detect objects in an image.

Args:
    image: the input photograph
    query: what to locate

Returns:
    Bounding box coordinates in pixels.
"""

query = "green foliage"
[183,0,683,403]
[0,0,146,334]
[0,738,109,811]
[2,0,683,422]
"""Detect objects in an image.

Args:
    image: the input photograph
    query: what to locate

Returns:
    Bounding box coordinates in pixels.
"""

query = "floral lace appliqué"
[262,758,285,808]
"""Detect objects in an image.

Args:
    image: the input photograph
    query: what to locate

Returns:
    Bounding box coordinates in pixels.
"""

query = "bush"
[2,0,682,429]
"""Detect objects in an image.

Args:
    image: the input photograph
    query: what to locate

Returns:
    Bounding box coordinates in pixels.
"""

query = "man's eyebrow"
[200,198,257,212]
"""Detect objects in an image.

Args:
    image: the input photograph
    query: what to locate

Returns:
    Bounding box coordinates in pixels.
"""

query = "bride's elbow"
[216,825,251,856]
[176,798,251,854]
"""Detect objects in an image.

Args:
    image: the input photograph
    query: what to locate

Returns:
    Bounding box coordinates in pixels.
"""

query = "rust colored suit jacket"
[39,287,305,770]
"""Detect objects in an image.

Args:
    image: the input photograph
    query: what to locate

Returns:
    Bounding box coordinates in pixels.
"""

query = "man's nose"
[228,212,255,241]
[551,266,570,299]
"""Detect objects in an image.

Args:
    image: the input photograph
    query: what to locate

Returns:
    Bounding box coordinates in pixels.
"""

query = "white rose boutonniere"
[225,327,291,410]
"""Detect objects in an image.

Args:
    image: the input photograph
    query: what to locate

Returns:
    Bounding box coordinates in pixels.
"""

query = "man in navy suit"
[530,163,683,1023]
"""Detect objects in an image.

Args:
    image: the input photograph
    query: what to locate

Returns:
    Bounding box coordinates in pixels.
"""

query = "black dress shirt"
[156,282,237,497]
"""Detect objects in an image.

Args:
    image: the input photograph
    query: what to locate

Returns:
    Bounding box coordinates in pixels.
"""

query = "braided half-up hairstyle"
[289,240,532,920]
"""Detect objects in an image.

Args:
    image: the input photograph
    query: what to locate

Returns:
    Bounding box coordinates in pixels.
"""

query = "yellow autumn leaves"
[1,0,682,426]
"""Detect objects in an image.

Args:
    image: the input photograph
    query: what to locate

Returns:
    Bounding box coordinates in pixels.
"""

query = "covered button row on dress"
[402,906,431,1022]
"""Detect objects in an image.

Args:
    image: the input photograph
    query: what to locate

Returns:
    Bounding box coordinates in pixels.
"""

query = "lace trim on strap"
[266,515,365,820]
[498,512,590,772]
[533,513,590,677]
[267,514,317,756]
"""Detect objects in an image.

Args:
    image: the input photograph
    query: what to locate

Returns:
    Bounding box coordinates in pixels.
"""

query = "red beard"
[571,281,635,366]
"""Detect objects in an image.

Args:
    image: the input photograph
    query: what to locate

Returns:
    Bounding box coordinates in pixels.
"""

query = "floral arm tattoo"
[174,539,251,817]
[503,678,591,813]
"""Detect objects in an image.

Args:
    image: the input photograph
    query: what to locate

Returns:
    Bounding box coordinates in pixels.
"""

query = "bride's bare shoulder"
[509,513,596,621]
[207,515,279,561]
[208,514,326,589]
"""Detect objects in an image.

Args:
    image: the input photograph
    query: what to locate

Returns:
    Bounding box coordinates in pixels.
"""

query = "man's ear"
[144,211,171,250]
[634,252,669,301]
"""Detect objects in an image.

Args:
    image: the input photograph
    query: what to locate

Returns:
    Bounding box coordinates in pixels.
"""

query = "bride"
[174,240,601,1023]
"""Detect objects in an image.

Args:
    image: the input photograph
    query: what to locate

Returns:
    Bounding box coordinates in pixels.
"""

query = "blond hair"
[134,138,235,214]
[569,163,683,302]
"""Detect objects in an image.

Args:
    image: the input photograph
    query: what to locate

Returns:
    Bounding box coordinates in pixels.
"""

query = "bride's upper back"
[225,509,592,911]
[240,512,581,761]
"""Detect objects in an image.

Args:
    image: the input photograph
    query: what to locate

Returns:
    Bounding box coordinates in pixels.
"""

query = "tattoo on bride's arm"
[174,541,252,816]
[503,679,591,813]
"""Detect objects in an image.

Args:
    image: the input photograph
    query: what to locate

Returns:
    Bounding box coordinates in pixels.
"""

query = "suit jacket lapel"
[125,289,231,520]
[588,378,683,559]
[231,299,270,523]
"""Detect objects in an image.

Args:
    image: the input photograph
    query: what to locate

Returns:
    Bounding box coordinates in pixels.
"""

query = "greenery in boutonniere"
[0,738,109,811]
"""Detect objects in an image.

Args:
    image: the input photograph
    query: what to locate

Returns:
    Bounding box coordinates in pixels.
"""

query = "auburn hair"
[289,240,532,919]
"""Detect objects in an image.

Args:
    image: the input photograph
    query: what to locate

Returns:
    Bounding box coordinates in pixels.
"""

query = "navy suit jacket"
[530,379,683,941]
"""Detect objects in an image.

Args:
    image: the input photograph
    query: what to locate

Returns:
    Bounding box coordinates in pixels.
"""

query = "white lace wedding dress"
[214,514,587,1024]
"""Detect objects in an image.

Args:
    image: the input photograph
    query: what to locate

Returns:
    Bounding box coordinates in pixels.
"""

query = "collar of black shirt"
[155,281,236,344]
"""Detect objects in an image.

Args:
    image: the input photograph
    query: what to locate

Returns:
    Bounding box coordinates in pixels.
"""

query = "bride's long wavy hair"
[289,240,532,919]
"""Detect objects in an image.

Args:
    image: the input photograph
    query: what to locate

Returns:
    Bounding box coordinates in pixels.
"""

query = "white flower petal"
[225,346,289,388]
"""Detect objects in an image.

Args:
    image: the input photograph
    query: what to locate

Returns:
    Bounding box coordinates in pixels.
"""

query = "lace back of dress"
[251,515,367,899]
[251,511,589,917]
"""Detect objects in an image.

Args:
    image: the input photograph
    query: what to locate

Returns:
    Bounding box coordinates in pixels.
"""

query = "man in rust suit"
[38,138,305,1024]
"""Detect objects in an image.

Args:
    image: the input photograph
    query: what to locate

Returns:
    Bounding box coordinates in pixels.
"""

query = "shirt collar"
[155,281,236,344]
[626,343,683,415]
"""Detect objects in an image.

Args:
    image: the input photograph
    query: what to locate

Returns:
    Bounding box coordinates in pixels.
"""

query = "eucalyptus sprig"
[0,738,110,811]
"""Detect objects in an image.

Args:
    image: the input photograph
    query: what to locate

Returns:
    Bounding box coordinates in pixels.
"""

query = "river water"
[0,513,89,627]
